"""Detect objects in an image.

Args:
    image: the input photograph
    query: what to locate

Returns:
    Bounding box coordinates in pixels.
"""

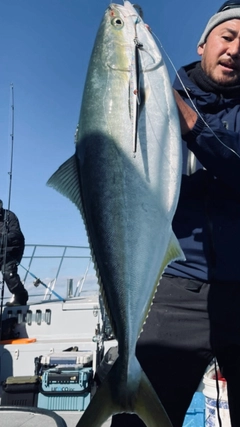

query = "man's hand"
[173,89,198,135]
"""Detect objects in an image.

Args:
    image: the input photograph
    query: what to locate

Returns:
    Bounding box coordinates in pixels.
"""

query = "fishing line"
[152,31,240,160]
[214,359,223,427]
[19,263,64,301]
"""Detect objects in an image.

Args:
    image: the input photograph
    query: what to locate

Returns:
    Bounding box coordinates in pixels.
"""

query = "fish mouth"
[106,4,162,73]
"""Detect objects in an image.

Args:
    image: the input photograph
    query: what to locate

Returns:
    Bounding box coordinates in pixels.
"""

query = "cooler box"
[1,375,40,407]
[37,367,93,411]
[40,351,93,366]
[183,392,205,427]
[36,351,93,375]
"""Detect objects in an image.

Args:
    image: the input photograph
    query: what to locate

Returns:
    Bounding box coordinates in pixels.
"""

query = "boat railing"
[2,244,98,304]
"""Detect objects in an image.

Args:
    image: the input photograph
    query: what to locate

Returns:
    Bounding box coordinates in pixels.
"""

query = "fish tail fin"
[75,367,116,427]
[76,357,173,427]
[134,366,173,427]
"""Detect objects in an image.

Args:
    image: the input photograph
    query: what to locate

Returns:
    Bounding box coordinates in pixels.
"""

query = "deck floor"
[0,408,112,426]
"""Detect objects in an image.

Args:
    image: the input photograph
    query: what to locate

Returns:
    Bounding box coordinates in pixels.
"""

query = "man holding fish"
[111,2,240,427]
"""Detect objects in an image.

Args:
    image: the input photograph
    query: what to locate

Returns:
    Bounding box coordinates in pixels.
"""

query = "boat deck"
[0,244,113,426]
[0,245,207,426]
[0,407,112,426]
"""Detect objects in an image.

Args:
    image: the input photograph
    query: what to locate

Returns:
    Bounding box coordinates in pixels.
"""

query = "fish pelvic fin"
[47,155,83,214]
[76,357,173,427]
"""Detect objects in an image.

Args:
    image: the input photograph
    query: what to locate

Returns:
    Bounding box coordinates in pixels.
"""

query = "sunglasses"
[218,1,240,12]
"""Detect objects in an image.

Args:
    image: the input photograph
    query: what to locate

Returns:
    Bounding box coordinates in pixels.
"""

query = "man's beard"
[214,73,240,86]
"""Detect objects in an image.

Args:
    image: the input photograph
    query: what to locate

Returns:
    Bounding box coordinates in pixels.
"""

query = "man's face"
[198,19,240,86]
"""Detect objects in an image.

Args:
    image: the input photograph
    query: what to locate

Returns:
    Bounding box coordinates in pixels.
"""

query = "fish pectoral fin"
[134,369,173,427]
[47,155,83,213]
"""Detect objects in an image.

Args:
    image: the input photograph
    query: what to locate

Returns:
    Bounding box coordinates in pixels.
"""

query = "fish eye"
[111,17,124,29]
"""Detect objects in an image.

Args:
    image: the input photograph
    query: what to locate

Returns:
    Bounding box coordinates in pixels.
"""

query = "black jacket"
[166,62,240,283]
[0,208,25,264]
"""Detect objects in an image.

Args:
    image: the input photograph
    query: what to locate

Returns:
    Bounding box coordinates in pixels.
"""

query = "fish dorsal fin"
[47,155,83,215]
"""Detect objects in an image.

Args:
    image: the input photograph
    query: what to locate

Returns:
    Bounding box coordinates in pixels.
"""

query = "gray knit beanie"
[198,8,240,46]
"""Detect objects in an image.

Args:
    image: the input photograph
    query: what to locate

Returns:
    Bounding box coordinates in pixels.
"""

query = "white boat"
[0,244,207,426]
[0,244,115,426]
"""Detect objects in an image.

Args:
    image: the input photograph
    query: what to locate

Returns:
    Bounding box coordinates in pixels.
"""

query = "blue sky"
[0,0,221,248]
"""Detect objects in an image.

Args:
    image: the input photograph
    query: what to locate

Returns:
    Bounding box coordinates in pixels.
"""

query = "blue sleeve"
[184,114,240,194]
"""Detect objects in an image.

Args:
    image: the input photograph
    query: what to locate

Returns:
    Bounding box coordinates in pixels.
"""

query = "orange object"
[0,337,36,345]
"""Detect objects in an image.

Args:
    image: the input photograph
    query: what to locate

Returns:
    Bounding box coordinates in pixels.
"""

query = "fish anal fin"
[160,232,185,276]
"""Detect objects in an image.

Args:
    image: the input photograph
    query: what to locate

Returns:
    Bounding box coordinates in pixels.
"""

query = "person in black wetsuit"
[0,200,28,306]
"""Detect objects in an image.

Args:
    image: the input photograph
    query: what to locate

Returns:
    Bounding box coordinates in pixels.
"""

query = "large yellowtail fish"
[47,2,184,426]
